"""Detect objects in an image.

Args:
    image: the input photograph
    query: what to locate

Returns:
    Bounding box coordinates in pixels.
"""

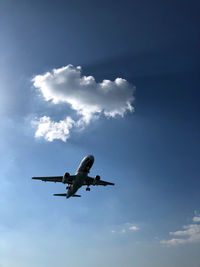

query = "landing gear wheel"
[66,185,70,190]
[86,187,90,191]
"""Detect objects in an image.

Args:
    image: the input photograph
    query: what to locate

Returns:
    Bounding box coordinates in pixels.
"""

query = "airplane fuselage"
[66,155,94,198]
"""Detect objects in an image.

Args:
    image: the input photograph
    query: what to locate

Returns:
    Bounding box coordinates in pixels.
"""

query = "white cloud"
[129,225,139,231]
[193,216,200,222]
[161,215,200,246]
[111,223,139,234]
[32,64,135,142]
[32,116,75,142]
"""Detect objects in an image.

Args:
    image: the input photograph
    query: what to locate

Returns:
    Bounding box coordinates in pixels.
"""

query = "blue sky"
[0,0,200,266]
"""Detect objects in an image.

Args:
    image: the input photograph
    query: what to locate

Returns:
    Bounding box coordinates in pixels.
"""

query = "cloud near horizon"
[161,215,200,246]
[32,65,135,142]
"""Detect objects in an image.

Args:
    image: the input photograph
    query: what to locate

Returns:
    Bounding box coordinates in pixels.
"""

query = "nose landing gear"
[86,186,90,191]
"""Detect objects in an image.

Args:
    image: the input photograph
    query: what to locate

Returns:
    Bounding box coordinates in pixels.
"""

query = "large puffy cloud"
[161,215,200,246]
[32,65,135,142]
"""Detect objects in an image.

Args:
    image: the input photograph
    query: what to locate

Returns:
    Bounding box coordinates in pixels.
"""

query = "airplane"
[32,155,115,198]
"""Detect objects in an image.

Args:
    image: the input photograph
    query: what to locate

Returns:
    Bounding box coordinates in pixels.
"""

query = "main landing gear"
[66,185,71,190]
[86,186,90,191]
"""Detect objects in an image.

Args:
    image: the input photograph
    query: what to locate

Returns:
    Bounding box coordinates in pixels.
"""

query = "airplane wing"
[32,175,75,184]
[85,176,115,186]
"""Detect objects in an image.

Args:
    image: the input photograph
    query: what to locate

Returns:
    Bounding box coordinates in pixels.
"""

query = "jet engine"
[93,175,100,185]
[62,172,70,183]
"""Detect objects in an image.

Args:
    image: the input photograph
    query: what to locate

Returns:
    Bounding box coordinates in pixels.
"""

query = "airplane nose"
[89,155,94,161]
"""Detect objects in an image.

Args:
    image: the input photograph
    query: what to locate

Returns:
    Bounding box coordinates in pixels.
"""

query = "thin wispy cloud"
[111,222,140,234]
[161,215,200,246]
[193,216,200,223]
[32,64,135,142]
[129,225,139,231]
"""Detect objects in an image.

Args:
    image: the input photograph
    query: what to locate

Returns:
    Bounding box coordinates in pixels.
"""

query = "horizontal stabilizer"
[72,194,81,197]
[53,193,67,197]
